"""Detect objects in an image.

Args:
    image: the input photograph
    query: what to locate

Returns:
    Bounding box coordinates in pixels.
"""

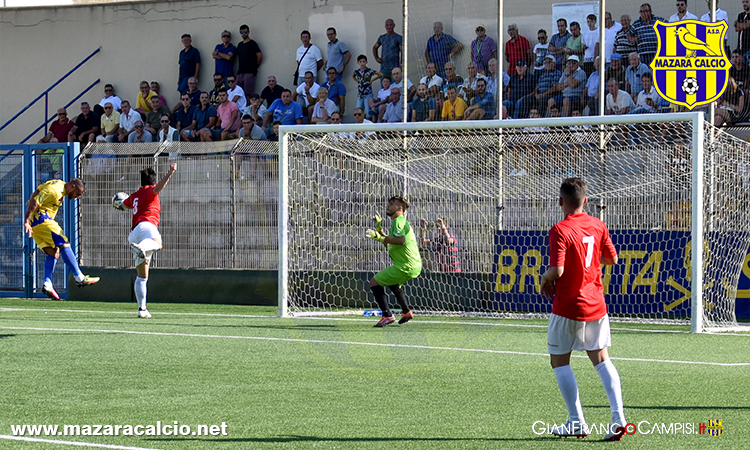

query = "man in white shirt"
[118,100,142,143]
[293,71,321,116]
[701,0,730,53]
[418,62,444,99]
[226,75,247,112]
[628,72,661,114]
[669,0,699,22]
[605,78,635,115]
[98,84,122,113]
[582,14,600,77]
[391,66,416,103]
[603,12,623,67]
[296,30,323,85]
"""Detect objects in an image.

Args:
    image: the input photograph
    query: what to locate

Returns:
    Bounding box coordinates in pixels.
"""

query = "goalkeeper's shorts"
[374,264,421,287]
[31,220,69,249]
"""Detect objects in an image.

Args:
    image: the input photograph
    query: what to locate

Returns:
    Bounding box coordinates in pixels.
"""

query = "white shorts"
[547,313,611,355]
[128,221,162,266]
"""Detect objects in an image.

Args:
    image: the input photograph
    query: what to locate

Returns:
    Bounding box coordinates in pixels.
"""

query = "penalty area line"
[0,325,747,367]
[0,434,166,450]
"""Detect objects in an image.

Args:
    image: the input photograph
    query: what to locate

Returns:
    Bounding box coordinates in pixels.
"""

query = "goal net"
[279,113,750,332]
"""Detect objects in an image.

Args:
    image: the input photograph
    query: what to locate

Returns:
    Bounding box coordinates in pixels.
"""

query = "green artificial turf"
[0,298,747,449]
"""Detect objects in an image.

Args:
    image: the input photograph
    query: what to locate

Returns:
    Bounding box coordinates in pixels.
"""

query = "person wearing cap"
[604,53,627,91]
[471,23,497,75]
[503,59,537,118]
[459,61,488,103]
[321,66,347,114]
[243,92,268,123]
[548,55,587,116]
[523,54,562,116]
[505,23,532,75]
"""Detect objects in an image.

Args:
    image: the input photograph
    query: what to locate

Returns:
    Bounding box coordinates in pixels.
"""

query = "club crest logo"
[651,20,730,109]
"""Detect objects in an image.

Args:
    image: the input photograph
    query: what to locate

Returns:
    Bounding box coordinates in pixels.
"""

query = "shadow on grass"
[587,404,750,411]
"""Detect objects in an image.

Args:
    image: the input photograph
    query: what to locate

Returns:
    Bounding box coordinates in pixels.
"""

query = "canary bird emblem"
[674,27,719,57]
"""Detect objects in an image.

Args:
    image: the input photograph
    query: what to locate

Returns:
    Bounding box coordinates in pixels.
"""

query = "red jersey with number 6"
[549,212,617,321]
[123,185,161,230]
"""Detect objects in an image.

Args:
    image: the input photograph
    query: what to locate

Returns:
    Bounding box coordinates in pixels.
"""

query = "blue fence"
[0,144,79,298]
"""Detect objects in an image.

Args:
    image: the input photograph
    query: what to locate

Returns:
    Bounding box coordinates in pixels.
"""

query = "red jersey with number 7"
[123,185,161,230]
[549,212,617,321]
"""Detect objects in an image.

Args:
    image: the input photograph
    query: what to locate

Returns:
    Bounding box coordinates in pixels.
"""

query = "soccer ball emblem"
[681,77,699,95]
[112,192,128,211]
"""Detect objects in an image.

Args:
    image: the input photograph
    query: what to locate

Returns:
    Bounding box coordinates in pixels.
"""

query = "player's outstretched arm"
[23,201,39,237]
[154,163,177,195]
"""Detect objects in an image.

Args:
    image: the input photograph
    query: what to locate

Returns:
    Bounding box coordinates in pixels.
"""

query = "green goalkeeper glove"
[373,213,383,232]
[366,229,385,243]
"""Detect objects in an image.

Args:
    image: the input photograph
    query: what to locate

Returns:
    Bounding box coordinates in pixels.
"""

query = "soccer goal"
[278,113,750,332]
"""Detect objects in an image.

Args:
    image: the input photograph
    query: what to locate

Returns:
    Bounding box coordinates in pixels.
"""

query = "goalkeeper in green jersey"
[366,196,423,327]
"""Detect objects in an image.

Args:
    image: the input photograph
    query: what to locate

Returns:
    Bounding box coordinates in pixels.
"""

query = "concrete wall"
[0,0,736,143]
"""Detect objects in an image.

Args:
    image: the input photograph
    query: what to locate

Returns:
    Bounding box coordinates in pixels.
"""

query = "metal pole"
[691,112,705,333]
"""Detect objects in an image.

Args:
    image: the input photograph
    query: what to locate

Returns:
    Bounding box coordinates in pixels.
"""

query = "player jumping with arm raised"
[540,178,626,441]
[121,163,177,318]
[366,196,422,327]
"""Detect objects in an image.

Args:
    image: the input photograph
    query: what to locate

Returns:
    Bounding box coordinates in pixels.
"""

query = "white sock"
[135,277,148,310]
[138,239,161,253]
[74,274,85,283]
[554,365,585,423]
[595,359,625,425]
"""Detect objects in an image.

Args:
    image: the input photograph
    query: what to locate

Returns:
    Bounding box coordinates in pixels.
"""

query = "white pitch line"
[0,434,166,450]
[2,307,749,336]
[0,325,748,367]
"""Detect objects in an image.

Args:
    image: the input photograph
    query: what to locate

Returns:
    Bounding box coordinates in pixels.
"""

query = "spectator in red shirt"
[540,178,625,441]
[121,163,177,319]
[38,108,75,143]
[504,23,532,75]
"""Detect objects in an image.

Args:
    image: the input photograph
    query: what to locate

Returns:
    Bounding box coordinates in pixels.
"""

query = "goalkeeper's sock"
[595,359,625,425]
[388,284,409,313]
[44,255,57,285]
[553,365,585,423]
[59,245,84,281]
[134,277,148,310]
[370,284,392,317]
[138,239,161,253]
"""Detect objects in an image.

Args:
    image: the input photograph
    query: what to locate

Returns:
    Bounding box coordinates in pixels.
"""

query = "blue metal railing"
[0,47,101,144]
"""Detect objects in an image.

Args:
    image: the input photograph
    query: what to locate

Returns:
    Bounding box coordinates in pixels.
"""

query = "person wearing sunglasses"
[213,30,236,80]
[157,114,179,142]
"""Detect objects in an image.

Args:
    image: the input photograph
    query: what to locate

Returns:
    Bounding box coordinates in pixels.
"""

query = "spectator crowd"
[38,3,750,146]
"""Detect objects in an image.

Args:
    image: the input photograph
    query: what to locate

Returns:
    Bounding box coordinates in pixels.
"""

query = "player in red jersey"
[540,178,626,441]
[121,163,177,318]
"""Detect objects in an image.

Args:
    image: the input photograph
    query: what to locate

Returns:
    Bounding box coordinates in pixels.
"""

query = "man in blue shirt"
[321,67,347,115]
[178,34,201,93]
[372,18,403,80]
[262,89,303,132]
[425,21,464,78]
[464,78,496,119]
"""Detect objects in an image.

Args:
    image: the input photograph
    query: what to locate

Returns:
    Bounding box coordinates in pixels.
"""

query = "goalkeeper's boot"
[42,282,61,300]
[603,423,625,441]
[77,275,100,288]
[398,311,414,324]
[137,308,152,319]
[551,420,588,439]
[374,316,395,327]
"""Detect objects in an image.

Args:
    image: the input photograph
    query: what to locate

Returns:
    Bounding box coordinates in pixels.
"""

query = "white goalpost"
[278,113,750,332]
